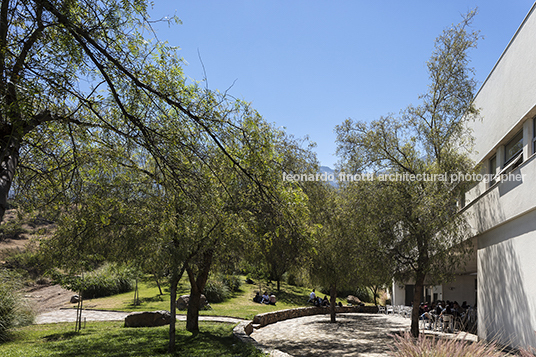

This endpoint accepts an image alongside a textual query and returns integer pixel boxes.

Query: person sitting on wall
[308,289,316,303]
[314,296,323,307]
[322,296,330,307]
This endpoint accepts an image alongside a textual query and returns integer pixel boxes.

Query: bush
[285,270,308,287]
[51,263,135,299]
[221,275,241,292]
[203,280,231,303]
[391,332,507,357]
[3,243,50,279]
[354,286,374,303]
[0,270,35,342]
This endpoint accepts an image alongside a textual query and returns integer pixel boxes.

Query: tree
[337,180,394,307]
[335,11,480,337]
[307,182,362,322]
[0,0,259,224]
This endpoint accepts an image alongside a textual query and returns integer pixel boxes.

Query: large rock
[176,294,209,310]
[347,295,364,306]
[124,310,171,327]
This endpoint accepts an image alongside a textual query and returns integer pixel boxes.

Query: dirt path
[23,284,74,314]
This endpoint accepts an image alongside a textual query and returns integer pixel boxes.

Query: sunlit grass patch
[0,321,264,356]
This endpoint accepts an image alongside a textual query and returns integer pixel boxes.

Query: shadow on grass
[41,324,263,357]
[42,331,80,342]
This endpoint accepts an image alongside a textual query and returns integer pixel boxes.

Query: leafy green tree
[338,180,394,306]
[243,132,315,292]
[335,11,480,337]
[306,181,364,322]
[0,0,256,224]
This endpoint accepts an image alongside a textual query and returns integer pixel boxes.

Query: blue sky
[149,1,535,168]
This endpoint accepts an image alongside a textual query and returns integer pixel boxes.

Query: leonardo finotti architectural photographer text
[282,172,525,184]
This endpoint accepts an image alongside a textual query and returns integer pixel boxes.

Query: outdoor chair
[441,314,454,333]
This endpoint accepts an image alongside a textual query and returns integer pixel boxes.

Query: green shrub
[221,275,241,292]
[3,243,50,279]
[354,286,374,303]
[285,270,308,287]
[0,270,35,342]
[391,331,507,357]
[204,280,231,303]
[51,263,135,299]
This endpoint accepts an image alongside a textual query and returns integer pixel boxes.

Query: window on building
[489,155,496,186]
[505,130,523,164]
[533,117,536,155]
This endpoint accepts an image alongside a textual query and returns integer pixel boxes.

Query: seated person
[308,289,316,303]
[269,294,276,305]
[322,296,330,307]
[314,296,323,307]
[253,292,262,303]
[261,291,270,304]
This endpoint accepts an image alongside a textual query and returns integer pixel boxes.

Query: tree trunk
[167,262,187,354]
[411,272,425,337]
[186,249,213,333]
[0,139,18,221]
[277,279,280,292]
[330,284,337,323]
[154,273,163,295]
[186,282,201,333]
[168,275,179,354]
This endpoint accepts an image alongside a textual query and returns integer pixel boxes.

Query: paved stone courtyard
[250,313,411,356]
[37,309,478,356]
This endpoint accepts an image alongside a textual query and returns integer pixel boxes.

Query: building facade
[393,2,536,349]
[465,2,536,348]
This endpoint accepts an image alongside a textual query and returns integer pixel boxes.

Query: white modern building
[393,2,536,349]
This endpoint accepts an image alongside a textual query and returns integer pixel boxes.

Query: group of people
[419,300,473,331]
[307,288,341,307]
[253,291,276,305]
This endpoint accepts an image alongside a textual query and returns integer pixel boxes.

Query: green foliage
[51,263,135,299]
[354,287,374,303]
[203,280,231,303]
[0,221,26,241]
[284,269,309,287]
[0,270,35,342]
[2,243,50,279]
[0,321,264,357]
[221,275,242,292]
[335,10,480,336]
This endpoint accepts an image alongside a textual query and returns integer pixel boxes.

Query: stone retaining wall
[252,305,379,327]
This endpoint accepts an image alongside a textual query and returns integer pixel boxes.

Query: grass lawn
[79,276,344,320]
[0,321,264,357]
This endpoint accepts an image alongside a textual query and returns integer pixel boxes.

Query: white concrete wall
[442,275,476,307]
[469,4,536,164]
[463,4,536,349]
[477,208,536,349]
[462,152,536,238]
[392,282,406,306]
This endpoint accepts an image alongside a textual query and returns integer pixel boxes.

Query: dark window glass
[489,155,496,185]
[505,130,523,164]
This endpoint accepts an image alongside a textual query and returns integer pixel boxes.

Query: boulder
[244,322,254,335]
[347,295,364,306]
[176,294,208,310]
[124,310,171,327]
